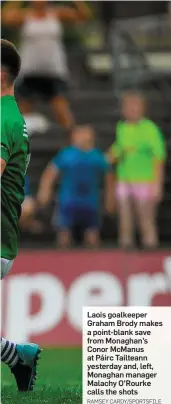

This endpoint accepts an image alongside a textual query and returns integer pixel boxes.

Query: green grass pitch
[1,347,82,404]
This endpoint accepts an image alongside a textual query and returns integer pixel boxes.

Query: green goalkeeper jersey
[1,95,30,260]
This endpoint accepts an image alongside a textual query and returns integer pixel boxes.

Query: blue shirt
[52,146,109,208]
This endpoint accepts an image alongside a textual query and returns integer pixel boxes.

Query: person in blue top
[37,125,114,247]
[20,176,43,233]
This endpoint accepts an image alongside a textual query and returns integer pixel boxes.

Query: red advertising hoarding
[2,250,171,346]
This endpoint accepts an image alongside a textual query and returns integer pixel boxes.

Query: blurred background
[1,0,171,362]
[1,0,171,249]
[1,1,171,400]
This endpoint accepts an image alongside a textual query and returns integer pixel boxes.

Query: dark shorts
[56,205,99,231]
[16,75,68,100]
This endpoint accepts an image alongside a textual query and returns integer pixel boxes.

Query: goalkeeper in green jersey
[1,39,41,392]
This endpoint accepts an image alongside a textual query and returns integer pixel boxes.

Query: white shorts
[1,258,14,280]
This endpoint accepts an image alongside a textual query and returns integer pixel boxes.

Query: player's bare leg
[135,199,158,249]
[117,197,135,249]
[84,229,100,248]
[20,197,43,234]
[50,95,74,130]
[57,229,72,248]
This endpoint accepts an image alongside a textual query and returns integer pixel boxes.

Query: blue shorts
[57,205,99,230]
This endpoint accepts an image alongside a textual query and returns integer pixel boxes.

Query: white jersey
[20,11,69,79]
